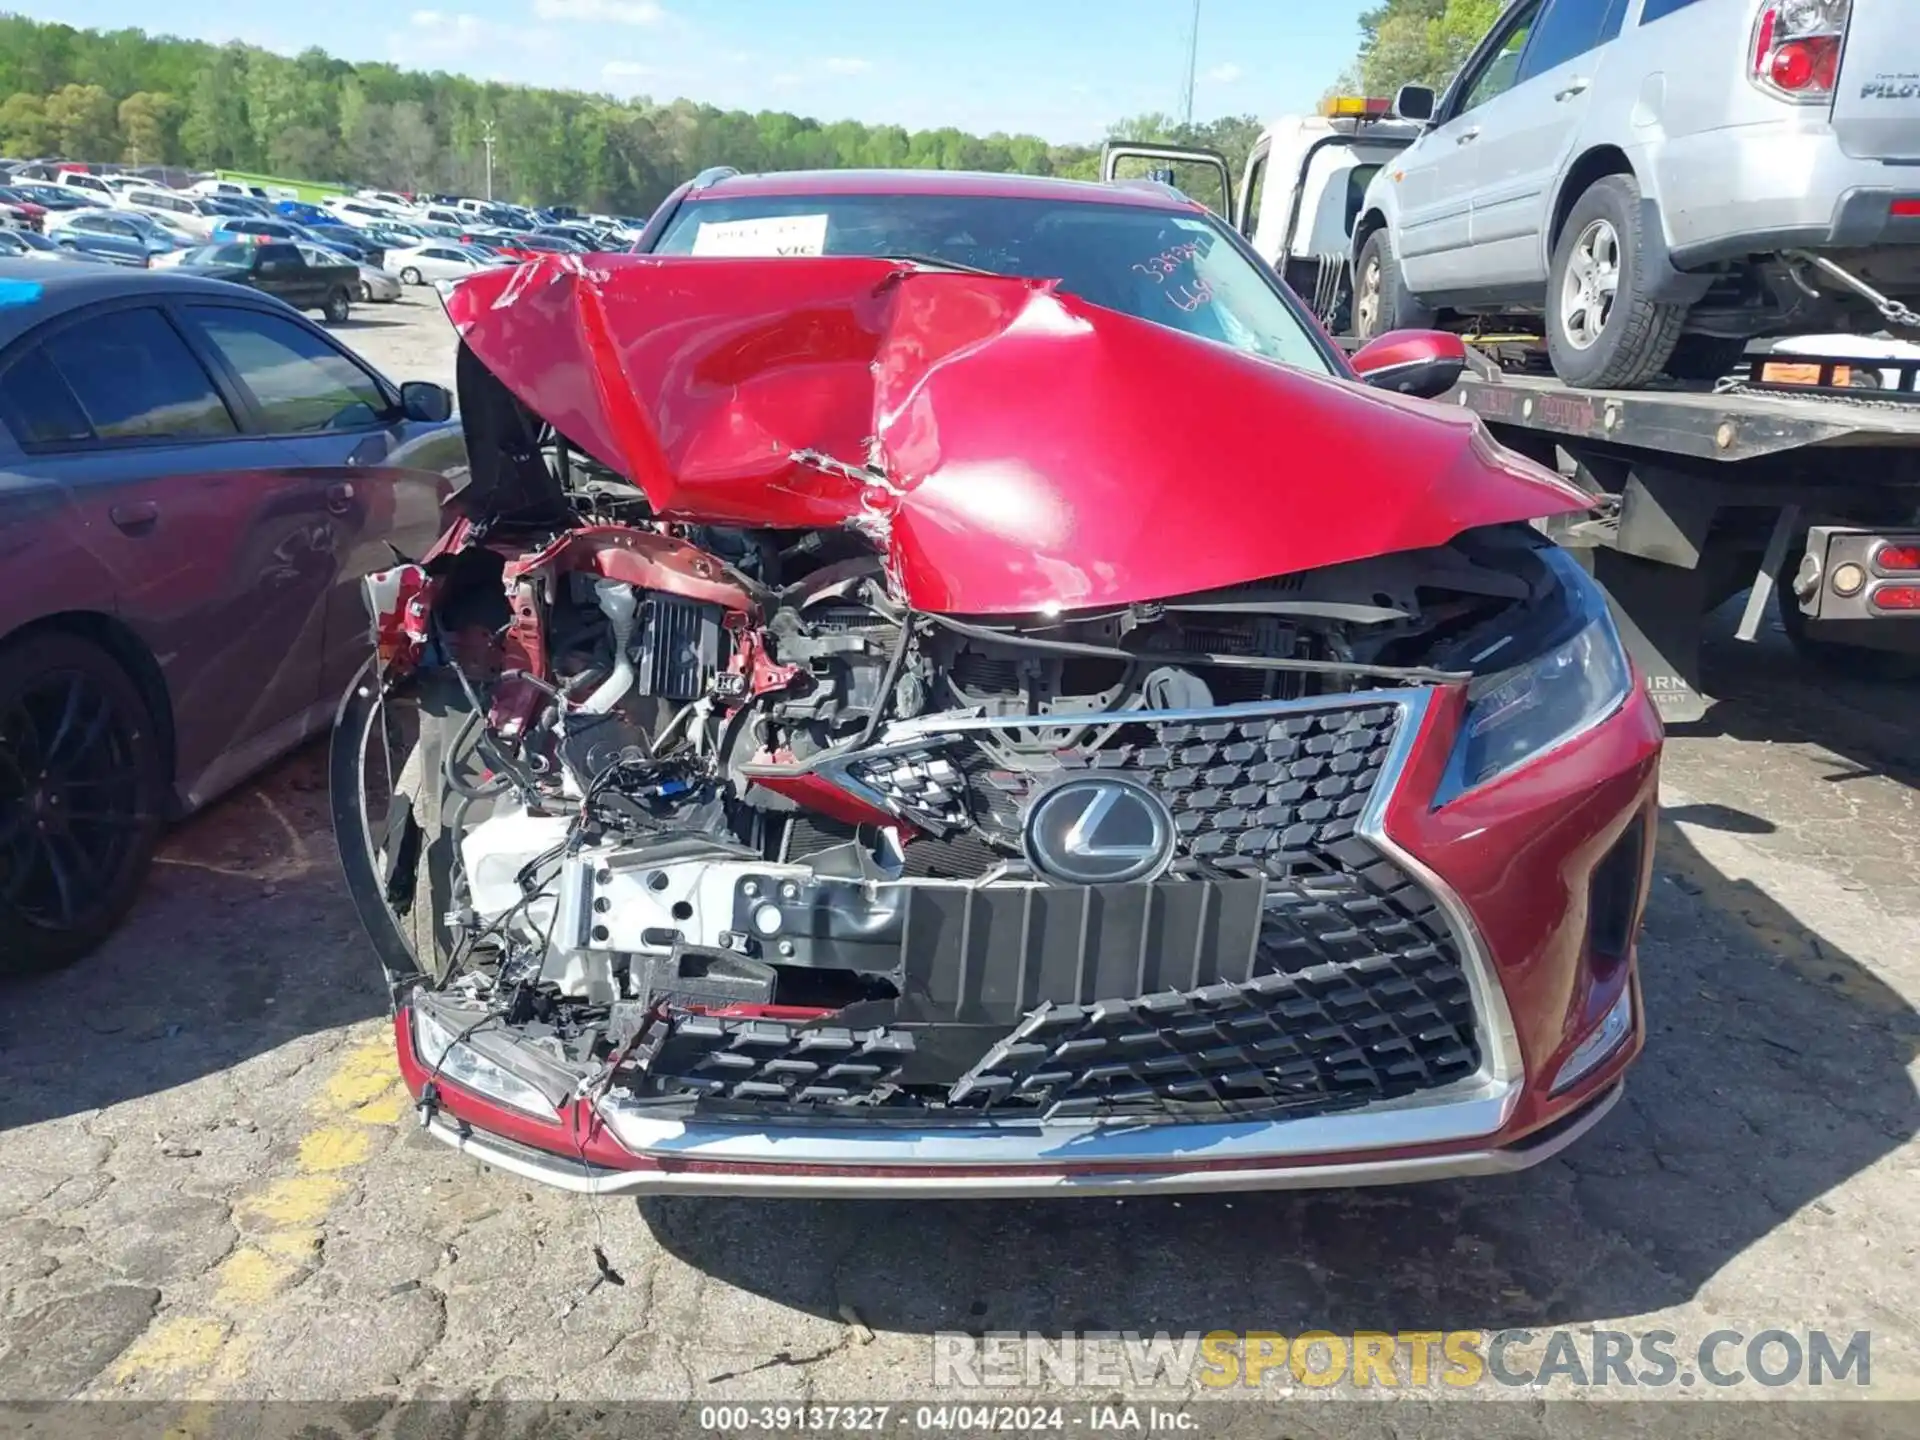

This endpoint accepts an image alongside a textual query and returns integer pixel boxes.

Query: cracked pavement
[0,302,1916,1415]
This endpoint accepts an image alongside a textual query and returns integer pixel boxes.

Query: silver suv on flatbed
[1351,0,1920,386]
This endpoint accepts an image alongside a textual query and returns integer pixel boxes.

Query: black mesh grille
[846,702,1399,876]
[950,884,1478,1120]
[636,1014,915,1105]
[642,698,1487,1124]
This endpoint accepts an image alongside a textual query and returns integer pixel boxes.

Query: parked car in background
[53,171,116,203]
[171,240,363,322]
[0,262,464,972]
[188,178,272,202]
[273,200,336,227]
[10,182,98,213]
[44,210,179,266]
[325,197,409,229]
[121,188,231,239]
[0,187,48,231]
[297,222,386,269]
[1351,0,1920,387]
[488,231,585,260]
[293,243,402,303]
[0,228,101,263]
[384,241,504,285]
[210,216,312,246]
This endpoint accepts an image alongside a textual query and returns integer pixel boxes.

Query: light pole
[481,120,496,201]
[1179,0,1200,127]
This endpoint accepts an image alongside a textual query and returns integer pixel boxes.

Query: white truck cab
[1103,93,1431,335]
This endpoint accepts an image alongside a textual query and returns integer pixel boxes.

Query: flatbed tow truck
[1107,99,1920,722]
[1453,353,1920,721]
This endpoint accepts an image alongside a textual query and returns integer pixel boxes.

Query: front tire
[322,288,351,324]
[0,632,167,975]
[358,281,373,303]
[1546,174,1687,388]
[1352,228,1432,342]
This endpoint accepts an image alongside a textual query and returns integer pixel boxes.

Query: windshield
[656,193,1334,375]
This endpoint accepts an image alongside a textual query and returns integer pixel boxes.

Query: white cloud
[769,72,803,88]
[1205,62,1244,84]
[400,8,559,69]
[533,0,666,24]
[823,56,874,75]
[602,60,656,79]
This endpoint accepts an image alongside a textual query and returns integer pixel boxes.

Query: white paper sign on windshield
[691,214,829,257]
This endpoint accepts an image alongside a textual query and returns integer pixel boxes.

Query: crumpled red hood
[444,253,1588,614]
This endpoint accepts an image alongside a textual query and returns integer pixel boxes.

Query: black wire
[921,610,1469,685]
[855,611,916,748]
[442,710,513,800]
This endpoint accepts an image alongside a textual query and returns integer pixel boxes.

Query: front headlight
[1436,548,1632,805]
[412,1006,561,1122]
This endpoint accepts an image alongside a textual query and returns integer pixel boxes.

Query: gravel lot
[1,296,1916,1421]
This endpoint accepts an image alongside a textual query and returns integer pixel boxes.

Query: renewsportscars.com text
[931,1329,1872,1391]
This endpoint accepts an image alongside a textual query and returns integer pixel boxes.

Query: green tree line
[1338,0,1504,98]
[0,15,1281,216]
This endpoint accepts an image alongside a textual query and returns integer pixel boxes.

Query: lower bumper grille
[950,947,1477,1120]
[636,864,1480,1121]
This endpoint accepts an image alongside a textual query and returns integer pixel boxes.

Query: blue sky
[26,0,1374,144]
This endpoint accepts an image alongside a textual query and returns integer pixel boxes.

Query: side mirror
[400,380,454,423]
[1350,329,1467,399]
[1393,84,1437,123]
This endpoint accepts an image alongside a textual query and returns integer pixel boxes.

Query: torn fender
[444,254,1590,614]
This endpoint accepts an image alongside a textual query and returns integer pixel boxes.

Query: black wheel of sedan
[0,633,167,974]
[1545,174,1687,388]
[400,266,423,286]
[358,281,373,303]
[323,289,351,324]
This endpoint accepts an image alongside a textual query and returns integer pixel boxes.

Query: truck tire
[1546,174,1687,388]
[1353,228,1432,342]
[0,631,167,975]
[323,288,351,324]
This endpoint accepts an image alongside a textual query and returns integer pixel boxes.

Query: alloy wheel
[1356,255,1381,337]
[1559,218,1620,351]
[0,667,147,935]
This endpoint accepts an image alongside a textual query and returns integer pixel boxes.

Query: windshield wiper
[872,252,1002,278]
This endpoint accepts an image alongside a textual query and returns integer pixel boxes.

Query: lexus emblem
[1023,778,1176,885]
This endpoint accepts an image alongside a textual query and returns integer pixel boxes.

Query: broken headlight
[412,1006,561,1122]
[1436,548,1632,805]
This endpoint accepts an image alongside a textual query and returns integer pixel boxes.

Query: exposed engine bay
[343,401,1596,1127]
[335,255,1610,1131]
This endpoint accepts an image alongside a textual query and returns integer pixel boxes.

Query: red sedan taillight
[1750,0,1850,102]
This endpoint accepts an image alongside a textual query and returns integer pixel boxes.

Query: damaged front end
[333,256,1650,1196]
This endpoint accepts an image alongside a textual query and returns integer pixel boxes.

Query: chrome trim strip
[428,1086,1618,1199]
[875,686,1431,742]
[593,1068,1509,1167]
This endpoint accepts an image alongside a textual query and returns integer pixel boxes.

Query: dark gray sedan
[0,263,467,972]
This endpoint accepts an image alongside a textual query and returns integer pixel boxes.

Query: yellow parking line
[101,1032,408,1397]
